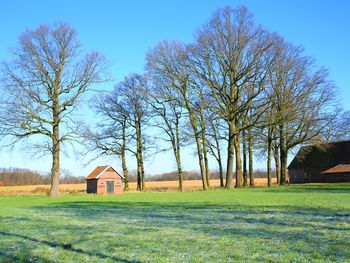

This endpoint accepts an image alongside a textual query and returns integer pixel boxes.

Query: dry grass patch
[0,178,277,196]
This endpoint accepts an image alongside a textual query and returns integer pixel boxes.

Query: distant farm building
[288,141,350,183]
[85,165,124,194]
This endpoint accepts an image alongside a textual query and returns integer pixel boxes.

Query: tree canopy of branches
[146,40,210,190]
[268,40,337,184]
[148,79,187,191]
[81,92,131,190]
[116,74,151,191]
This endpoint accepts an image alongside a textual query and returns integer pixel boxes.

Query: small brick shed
[85,165,124,194]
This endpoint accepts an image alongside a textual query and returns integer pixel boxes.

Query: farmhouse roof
[288,140,350,170]
[85,165,124,180]
[322,164,350,174]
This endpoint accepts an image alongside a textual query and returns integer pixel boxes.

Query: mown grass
[0,184,349,262]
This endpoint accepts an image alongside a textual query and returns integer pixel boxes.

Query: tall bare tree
[81,93,131,190]
[189,6,276,188]
[206,113,226,187]
[149,82,186,191]
[146,40,209,190]
[0,23,106,196]
[116,74,150,191]
[270,40,337,185]
[192,85,211,189]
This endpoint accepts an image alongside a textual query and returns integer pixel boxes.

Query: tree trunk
[140,150,145,191]
[121,152,129,191]
[242,130,248,187]
[235,133,243,188]
[217,147,224,187]
[280,149,288,185]
[49,97,60,197]
[273,141,280,185]
[122,125,129,191]
[49,137,60,197]
[210,120,224,187]
[136,150,141,191]
[186,104,207,190]
[267,127,272,187]
[139,136,145,191]
[136,121,142,191]
[175,150,183,192]
[201,124,210,188]
[176,155,183,192]
[279,124,289,185]
[135,120,145,191]
[248,128,254,187]
[174,123,183,192]
[225,121,235,189]
[194,133,207,190]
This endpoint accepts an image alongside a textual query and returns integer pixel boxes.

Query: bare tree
[242,128,248,187]
[192,85,211,189]
[116,74,150,191]
[149,82,186,191]
[81,93,131,190]
[146,40,209,190]
[0,23,107,196]
[189,6,276,188]
[269,40,337,185]
[206,113,226,187]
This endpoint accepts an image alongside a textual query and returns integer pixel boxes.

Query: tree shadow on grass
[260,183,350,194]
[0,251,20,263]
[30,201,350,234]
[0,248,53,263]
[35,202,350,249]
[0,230,140,263]
[1,201,349,261]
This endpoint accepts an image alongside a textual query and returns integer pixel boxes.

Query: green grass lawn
[0,184,349,262]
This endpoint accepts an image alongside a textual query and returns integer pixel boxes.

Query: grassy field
[0,184,349,262]
[0,178,277,196]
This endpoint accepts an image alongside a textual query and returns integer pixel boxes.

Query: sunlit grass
[0,184,349,262]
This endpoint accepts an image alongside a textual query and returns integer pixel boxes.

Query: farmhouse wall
[289,167,350,183]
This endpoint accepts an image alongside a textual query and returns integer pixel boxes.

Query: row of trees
[0,168,84,186]
[0,6,349,196]
[83,6,348,192]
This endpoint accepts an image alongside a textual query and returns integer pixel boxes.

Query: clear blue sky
[0,0,349,177]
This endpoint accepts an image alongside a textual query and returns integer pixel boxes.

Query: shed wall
[97,176,123,194]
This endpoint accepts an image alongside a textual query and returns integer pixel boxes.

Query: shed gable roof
[85,165,124,180]
[288,140,350,170]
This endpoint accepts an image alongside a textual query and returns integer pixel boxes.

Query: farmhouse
[288,141,350,183]
[85,165,124,194]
